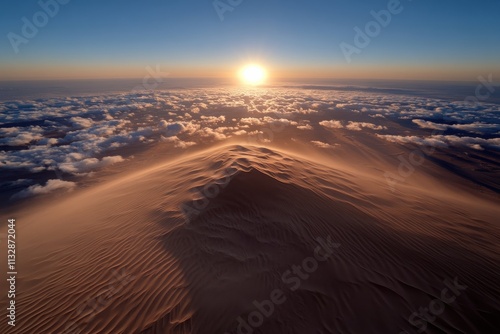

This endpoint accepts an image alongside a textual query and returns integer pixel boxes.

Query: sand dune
[1,144,499,334]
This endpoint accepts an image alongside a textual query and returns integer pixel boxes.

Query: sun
[239,64,267,85]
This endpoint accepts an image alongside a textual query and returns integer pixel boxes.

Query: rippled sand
[1,144,499,333]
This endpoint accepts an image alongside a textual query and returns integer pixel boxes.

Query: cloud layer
[1,86,499,198]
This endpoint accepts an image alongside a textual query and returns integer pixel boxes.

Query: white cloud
[0,132,44,146]
[448,122,500,134]
[345,122,387,131]
[319,120,343,129]
[262,117,298,126]
[198,127,228,141]
[377,134,500,150]
[12,179,76,199]
[233,130,247,136]
[240,117,263,126]
[377,135,448,148]
[159,120,200,137]
[0,126,45,146]
[0,127,20,136]
[412,119,448,130]
[311,141,336,149]
[58,156,125,174]
[297,124,313,130]
[161,136,197,148]
[201,115,225,124]
[412,119,500,134]
[70,117,94,129]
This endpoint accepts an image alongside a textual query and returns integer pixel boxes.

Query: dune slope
[1,144,499,334]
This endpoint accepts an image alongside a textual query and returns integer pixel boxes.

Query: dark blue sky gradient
[1,0,499,79]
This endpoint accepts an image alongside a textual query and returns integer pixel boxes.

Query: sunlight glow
[239,64,267,85]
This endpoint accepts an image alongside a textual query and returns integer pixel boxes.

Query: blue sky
[1,0,499,80]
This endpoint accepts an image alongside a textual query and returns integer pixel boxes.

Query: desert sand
[1,140,499,334]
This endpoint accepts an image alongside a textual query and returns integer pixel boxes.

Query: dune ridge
[1,144,499,334]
